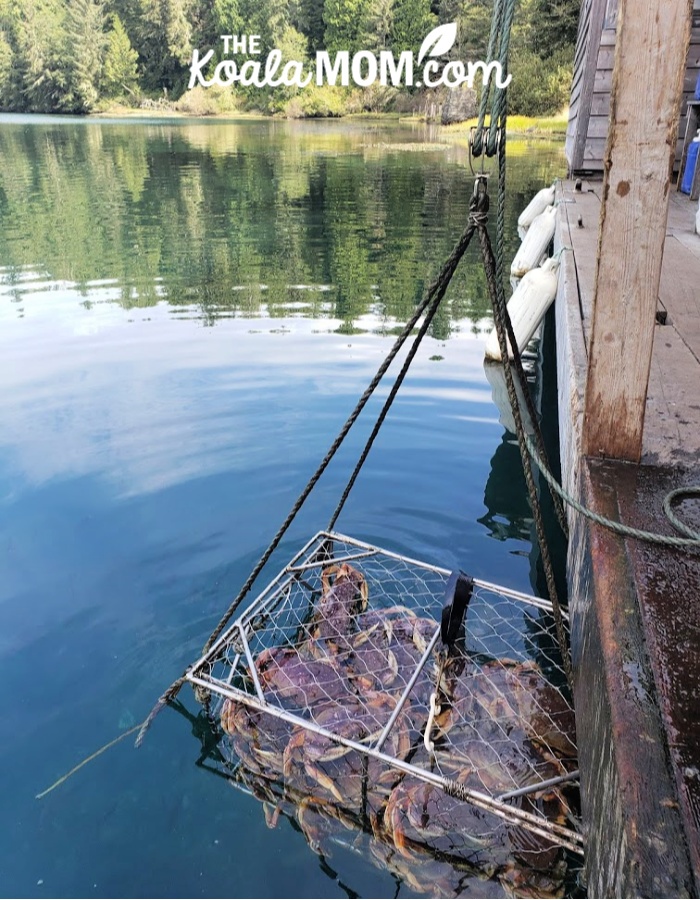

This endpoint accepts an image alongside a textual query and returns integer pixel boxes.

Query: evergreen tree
[103,14,139,98]
[390,0,435,52]
[323,0,370,55]
[12,0,68,112]
[0,30,12,107]
[363,0,394,52]
[530,0,580,57]
[0,0,582,114]
[453,0,493,60]
[135,0,194,92]
[296,0,325,52]
[65,0,106,111]
[213,0,243,38]
[237,0,290,53]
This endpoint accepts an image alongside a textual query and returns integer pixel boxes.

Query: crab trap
[186,531,583,896]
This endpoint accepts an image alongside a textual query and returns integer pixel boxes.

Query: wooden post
[582,0,693,461]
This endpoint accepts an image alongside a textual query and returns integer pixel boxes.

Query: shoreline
[0,106,567,140]
[62,106,568,139]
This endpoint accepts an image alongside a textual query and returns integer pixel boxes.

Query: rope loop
[663,487,700,542]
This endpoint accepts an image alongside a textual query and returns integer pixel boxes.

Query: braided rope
[135,220,481,745]
[474,180,573,687]
[524,433,700,549]
[327,223,479,531]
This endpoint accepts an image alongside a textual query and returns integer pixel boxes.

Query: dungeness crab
[305,562,369,654]
[215,560,577,898]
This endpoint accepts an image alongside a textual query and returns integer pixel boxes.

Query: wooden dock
[553,183,700,896]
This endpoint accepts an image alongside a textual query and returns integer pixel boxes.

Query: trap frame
[186,531,583,861]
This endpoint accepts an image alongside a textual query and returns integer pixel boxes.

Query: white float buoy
[483,360,536,435]
[510,205,557,279]
[485,256,560,362]
[517,183,556,230]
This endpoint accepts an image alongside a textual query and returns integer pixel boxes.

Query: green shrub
[507,48,573,118]
[175,85,239,116]
[285,84,347,118]
[346,84,398,113]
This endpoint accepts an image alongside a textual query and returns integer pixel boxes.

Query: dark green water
[0,115,568,898]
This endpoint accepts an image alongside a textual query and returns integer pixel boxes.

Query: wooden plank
[588,114,610,138]
[618,464,700,886]
[644,326,700,464]
[582,0,694,461]
[568,459,699,897]
[594,26,699,49]
[564,188,603,347]
[667,189,700,234]
[582,136,607,165]
[596,47,615,70]
[571,67,585,95]
[571,0,609,171]
[590,93,611,115]
[594,35,700,55]
[658,235,700,364]
[644,232,700,463]
[593,67,700,94]
[602,0,618,28]
[581,103,692,171]
[554,184,588,520]
[673,229,700,264]
[554,180,700,897]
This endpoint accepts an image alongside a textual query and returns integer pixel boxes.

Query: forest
[0,0,579,117]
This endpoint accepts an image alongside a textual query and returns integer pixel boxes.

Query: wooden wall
[567,0,700,173]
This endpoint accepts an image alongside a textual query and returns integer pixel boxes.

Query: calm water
[0,116,568,898]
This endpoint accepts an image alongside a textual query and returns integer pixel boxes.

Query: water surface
[0,115,568,898]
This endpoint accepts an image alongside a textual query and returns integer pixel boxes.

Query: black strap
[441,570,475,648]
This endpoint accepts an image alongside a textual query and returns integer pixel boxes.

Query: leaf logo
[417,23,457,65]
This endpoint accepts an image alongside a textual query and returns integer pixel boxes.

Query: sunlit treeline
[0,0,578,115]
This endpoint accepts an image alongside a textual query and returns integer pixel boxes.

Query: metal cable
[472,0,517,158]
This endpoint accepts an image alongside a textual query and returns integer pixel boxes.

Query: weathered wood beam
[582,0,693,461]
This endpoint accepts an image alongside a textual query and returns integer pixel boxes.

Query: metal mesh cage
[187,532,583,896]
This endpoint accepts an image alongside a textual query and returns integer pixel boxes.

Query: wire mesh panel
[187,531,582,897]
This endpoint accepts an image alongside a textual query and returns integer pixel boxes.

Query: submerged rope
[37,721,144,798]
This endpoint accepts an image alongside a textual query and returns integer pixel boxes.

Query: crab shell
[220,699,292,780]
[439,659,577,763]
[367,831,501,898]
[282,692,410,812]
[381,774,567,895]
[383,775,508,871]
[255,644,355,712]
[305,563,370,654]
[344,608,439,709]
[296,795,358,856]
